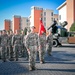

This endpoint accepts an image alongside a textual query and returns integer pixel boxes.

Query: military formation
[0,26,53,71]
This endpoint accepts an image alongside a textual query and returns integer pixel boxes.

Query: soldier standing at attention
[0,31,2,45]
[23,30,29,60]
[7,31,14,61]
[20,30,28,58]
[12,30,21,61]
[39,32,46,64]
[0,30,8,62]
[46,31,53,56]
[0,31,2,59]
[25,26,39,71]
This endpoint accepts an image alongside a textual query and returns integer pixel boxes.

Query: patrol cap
[3,30,6,32]
[30,26,36,29]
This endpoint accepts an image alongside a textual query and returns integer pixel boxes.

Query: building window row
[34,7,43,10]
[51,12,53,16]
[44,12,46,16]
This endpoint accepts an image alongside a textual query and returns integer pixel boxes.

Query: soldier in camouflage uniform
[39,32,46,64]
[20,30,28,58]
[46,31,53,56]
[23,30,29,59]
[25,26,39,71]
[12,30,22,61]
[0,31,2,59]
[0,30,8,62]
[7,31,14,61]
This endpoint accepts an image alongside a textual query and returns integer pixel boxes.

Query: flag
[39,19,46,35]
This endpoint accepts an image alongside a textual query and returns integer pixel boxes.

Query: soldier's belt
[29,45,37,46]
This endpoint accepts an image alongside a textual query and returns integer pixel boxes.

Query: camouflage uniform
[0,31,2,59]
[23,35,29,59]
[12,34,22,61]
[39,33,46,63]
[46,33,53,55]
[26,32,39,70]
[8,34,14,60]
[0,33,8,62]
[21,34,28,58]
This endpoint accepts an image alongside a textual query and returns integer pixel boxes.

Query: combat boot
[32,66,37,70]
[16,59,18,61]
[48,53,52,56]
[29,65,33,71]
[40,60,45,64]
[9,58,14,61]
[3,59,6,62]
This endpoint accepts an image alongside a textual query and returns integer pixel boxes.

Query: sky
[0,0,66,30]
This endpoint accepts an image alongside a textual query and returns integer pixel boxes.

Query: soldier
[0,31,2,59]
[20,30,28,58]
[6,31,10,58]
[23,30,30,59]
[0,31,2,44]
[0,30,8,62]
[12,30,21,61]
[46,31,53,56]
[39,32,46,64]
[7,31,14,61]
[25,26,39,71]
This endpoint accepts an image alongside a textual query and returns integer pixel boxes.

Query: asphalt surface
[0,44,75,75]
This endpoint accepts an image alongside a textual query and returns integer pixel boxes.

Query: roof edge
[56,1,66,10]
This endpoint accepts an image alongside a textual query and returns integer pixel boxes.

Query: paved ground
[0,44,75,75]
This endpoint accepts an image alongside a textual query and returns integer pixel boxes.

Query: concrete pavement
[0,44,75,75]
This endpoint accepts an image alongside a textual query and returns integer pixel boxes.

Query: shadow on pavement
[58,45,75,48]
[0,61,29,75]
[37,68,75,72]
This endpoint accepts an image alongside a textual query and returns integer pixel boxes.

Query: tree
[70,22,75,31]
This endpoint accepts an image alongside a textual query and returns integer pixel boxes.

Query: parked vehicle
[48,21,75,47]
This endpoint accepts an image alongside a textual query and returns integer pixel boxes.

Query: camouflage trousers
[0,47,2,59]
[21,44,28,58]
[0,46,7,61]
[8,45,13,60]
[13,44,21,60]
[47,44,52,54]
[28,46,37,67]
[39,46,46,61]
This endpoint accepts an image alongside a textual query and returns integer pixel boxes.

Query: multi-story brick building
[4,19,12,31]
[12,15,21,33]
[21,17,30,30]
[4,15,30,33]
[30,6,54,33]
[4,7,58,33]
[57,0,75,31]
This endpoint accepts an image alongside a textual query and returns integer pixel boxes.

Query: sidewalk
[0,44,75,75]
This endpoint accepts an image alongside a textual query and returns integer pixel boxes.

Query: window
[44,22,46,27]
[51,12,53,16]
[44,12,46,16]
[51,18,53,21]
[44,17,46,21]
[27,23,28,26]
[26,19,29,22]
[59,15,61,20]
[40,12,43,17]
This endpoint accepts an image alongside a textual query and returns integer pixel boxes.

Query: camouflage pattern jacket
[12,34,21,45]
[1,34,8,46]
[25,32,39,49]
